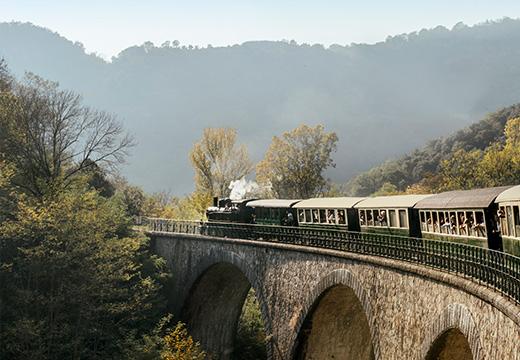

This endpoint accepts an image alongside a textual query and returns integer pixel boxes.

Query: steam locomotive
[206,185,520,257]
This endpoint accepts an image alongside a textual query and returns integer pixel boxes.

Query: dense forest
[0,61,269,359]
[3,19,520,193]
[345,104,520,195]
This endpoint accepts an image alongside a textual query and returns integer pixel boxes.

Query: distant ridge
[2,19,520,194]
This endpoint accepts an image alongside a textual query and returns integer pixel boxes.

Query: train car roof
[414,186,513,209]
[246,199,301,208]
[495,185,520,203]
[354,194,432,209]
[293,197,366,209]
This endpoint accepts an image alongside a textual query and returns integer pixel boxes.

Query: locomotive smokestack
[213,196,219,207]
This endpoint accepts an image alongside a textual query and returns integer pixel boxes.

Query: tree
[161,322,206,360]
[256,124,338,198]
[435,117,520,191]
[438,149,484,190]
[0,73,134,198]
[0,176,168,359]
[0,58,12,92]
[189,128,253,198]
[478,117,520,186]
[372,182,401,196]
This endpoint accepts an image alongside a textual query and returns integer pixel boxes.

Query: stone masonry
[151,232,520,360]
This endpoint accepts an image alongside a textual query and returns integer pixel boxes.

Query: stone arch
[291,268,380,359]
[180,249,272,360]
[420,303,482,360]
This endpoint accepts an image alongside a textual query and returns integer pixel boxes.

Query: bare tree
[0,73,134,197]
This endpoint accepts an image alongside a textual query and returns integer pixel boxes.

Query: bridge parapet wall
[152,232,520,360]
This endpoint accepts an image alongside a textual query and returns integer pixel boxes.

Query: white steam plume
[228,177,259,200]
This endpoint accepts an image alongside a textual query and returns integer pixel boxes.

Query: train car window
[455,212,462,235]
[377,209,388,226]
[438,212,446,233]
[389,210,397,227]
[420,211,426,231]
[465,211,474,237]
[507,206,515,237]
[399,210,408,228]
[441,212,447,234]
[359,210,366,226]
[305,209,312,223]
[298,209,305,223]
[499,206,507,236]
[337,209,346,225]
[312,209,319,223]
[448,212,457,235]
[432,212,439,233]
[474,211,486,238]
[319,209,326,223]
[513,206,520,237]
[425,212,432,232]
[366,210,373,226]
[372,210,379,226]
[326,209,335,224]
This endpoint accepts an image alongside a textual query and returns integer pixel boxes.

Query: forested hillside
[346,104,520,195]
[2,19,520,193]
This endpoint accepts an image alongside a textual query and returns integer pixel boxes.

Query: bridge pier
[152,232,520,360]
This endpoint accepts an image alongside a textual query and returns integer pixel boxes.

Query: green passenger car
[293,197,365,231]
[354,194,433,238]
[414,186,512,253]
[495,185,520,257]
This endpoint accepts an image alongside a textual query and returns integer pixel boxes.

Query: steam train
[206,185,520,257]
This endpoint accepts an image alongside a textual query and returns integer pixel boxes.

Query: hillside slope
[345,104,520,195]
[2,20,520,193]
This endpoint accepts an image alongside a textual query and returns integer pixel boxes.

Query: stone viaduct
[150,231,520,360]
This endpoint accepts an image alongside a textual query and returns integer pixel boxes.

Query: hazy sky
[2,0,520,59]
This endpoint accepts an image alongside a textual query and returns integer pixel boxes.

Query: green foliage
[232,289,267,360]
[346,104,520,195]
[437,149,484,190]
[433,117,520,191]
[161,322,206,360]
[122,315,206,360]
[256,124,338,198]
[0,179,168,359]
[372,182,402,196]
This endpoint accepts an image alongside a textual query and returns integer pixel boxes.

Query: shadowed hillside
[2,19,520,193]
[345,104,520,195]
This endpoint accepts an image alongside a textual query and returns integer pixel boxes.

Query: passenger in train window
[313,209,319,222]
[286,211,294,226]
[327,210,335,224]
[459,214,467,235]
[359,212,366,226]
[496,208,505,233]
[338,210,346,225]
[298,210,305,223]
[441,218,451,233]
[465,214,474,236]
[377,210,387,226]
[473,221,486,237]
[449,214,457,234]
[367,211,373,226]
